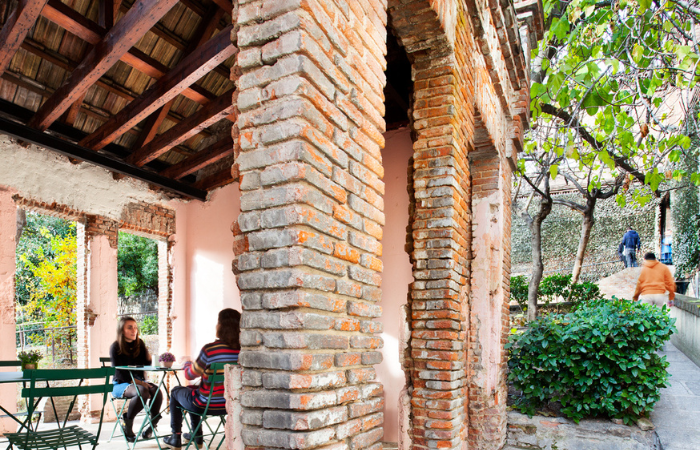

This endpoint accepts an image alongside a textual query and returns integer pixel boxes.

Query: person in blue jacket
[620,226,641,268]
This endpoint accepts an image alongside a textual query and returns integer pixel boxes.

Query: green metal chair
[181,362,233,450]
[99,356,131,442]
[4,366,114,450]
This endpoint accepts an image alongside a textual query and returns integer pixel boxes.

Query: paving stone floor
[651,342,700,450]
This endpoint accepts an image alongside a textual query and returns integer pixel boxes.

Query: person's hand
[668,300,675,307]
[180,356,192,364]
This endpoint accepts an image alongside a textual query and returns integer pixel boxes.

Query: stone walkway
[650,342,700,450]
[598,267,700,450]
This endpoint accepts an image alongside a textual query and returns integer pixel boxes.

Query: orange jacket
[633,259,675,301]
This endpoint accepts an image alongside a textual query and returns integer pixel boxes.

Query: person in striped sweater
[163,308,240,449]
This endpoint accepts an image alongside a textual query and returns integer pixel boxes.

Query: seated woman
[162,309,241,449]
[110,317,164,442]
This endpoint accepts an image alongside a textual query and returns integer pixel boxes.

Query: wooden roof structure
[0,0,238,200]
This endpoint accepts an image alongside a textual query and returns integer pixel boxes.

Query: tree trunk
[526,196,553,321]
[571,197,597,285]
[15,208,26,247]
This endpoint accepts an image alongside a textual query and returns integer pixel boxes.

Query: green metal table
[0,372,48,432]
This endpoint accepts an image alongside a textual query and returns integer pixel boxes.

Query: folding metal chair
[99,356,131,442]
[5,367,114,450]
[181,362,232,450]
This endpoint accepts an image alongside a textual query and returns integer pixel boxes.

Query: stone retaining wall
[670,294,700,368]
[505,412,661,450]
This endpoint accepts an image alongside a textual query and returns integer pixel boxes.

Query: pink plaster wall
[170,183,242,359]
[378,128,414,443]
[87,234,118,412]
[0,188,18,432]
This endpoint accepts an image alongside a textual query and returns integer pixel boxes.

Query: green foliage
[16,214,77,333]
[511,274,604,312]
[118,232,159,297]
[139,315,159,336]
[507,298,675,424]
[539,274,572,303]
[15,213,76,311]
[569,281,603,305]
[511,275,529,311]
[672,145,700,278]
[527,0,698,199]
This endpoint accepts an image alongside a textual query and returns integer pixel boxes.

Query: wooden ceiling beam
[40,0,220,103]
[19,40,212,133]
[210,0,234,13]
[131,5,223,153]
[28,0,180,131]
[127,88,234,167]
[160,135,233,179]
[0,113,206,199]
[194,167,234,191]
[79,27,236,150]
[0,0,50,78]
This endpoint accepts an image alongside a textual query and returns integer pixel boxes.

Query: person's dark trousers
[170,386,204,436]
[625,248,638,268]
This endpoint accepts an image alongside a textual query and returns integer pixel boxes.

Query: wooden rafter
[79,27,236,150]
[0,0,49,78]
[160,135,233,179]
[39,0,223,103]
[28,0,180,131]
[127,88,235,167]
[194,167,235,191]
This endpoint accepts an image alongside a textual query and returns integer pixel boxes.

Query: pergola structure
[0,0,238,199]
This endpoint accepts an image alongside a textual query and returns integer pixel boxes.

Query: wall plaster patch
[0,136,179,220]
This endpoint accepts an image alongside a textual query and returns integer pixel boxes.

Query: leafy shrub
[511,275,529,311]
[139,315,158,336]
[507,298,675,424]
[538,274,572,303]
[569,281,603,304]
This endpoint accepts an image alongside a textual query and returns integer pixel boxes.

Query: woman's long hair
[116,316,146,358]
[216,309,241,350]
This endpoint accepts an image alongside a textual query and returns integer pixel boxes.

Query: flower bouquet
[158,352,176,368]
[18,350,43,370]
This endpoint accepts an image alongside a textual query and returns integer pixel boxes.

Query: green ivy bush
[139,315,158,335]
[509,274,604,312]
[507,298,675,424]
[539,274,572,302]
[511,275,529,311]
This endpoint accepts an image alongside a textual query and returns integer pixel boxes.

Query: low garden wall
[505,412,661,450]
[670,294,700,368]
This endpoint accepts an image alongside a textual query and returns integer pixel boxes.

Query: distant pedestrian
[620,225,641,268]
[633,252,675,307]
[618,242,626,266]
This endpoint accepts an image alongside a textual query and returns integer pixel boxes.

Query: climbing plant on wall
[672,145,700,278]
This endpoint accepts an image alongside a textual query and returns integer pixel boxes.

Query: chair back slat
[99,357,111,366]
[207,362,232,384]
[23,367,113,382]
[22,383,112,399]
[0,360,21,367]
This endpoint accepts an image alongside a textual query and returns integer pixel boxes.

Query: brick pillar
[78,218,119,420]
[0,190,18,433]
[158,239,174,354]
[408,58,472,450]
[467,147,512,449]
[232,1,388,450]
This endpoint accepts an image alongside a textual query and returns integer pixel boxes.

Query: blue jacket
[621,230,641,250]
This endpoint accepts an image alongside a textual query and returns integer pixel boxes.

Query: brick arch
[386,3,474,450]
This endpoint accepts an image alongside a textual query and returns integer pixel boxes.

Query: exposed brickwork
[232,1,388,450]
[75,222,90,417]
[120,202,176,238]
[386,0,532,449]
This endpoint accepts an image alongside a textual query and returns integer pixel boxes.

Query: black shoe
[163,434,182,449]
[142,417,160,439]
[122,415,136,443]
[183,432,204,448]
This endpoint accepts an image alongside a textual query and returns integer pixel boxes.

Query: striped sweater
[183,340,239,410]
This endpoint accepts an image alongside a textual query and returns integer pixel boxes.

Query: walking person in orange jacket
[633,252,676,307]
